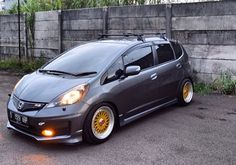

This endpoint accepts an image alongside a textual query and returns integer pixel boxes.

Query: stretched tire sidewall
[178,79,193,106]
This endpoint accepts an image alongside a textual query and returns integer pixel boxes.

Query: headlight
[47,84,89,108]
[60,90,82,105]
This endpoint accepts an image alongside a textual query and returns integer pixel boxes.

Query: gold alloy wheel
[91,106,115,139]
[183,81,193,103]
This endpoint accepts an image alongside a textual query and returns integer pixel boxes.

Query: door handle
[176,63,182,69]
[150,73,157,80]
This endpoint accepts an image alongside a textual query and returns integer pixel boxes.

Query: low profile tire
[178,79,194,106]
[83,103,116,144]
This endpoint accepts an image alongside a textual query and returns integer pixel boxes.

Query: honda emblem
[17,101,24,110]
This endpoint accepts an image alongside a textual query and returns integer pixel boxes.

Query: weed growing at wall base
[194,83,213,95]
[212,72,236,95]
[194,72,236,95]
[0,58,46,74]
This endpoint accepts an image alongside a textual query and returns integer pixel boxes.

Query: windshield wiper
[38,69,77,76]
[39,70,97,77]
[75,71,97,76]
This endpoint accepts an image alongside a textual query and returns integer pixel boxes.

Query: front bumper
[6,95,90,144]
[7,121,82,144]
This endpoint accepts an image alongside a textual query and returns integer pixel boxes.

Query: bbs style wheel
[83,103,116,144]
[178,79,194,105]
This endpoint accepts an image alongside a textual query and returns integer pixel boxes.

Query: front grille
[13,95,46,112]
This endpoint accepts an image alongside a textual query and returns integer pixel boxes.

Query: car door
[150,43,184,106]
[101,44,157,120]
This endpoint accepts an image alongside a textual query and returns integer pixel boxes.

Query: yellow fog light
[41,129,54,137]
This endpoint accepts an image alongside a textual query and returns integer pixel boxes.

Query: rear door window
[171,41,183,59]
[155,44,175,64]
[123,46,154,70]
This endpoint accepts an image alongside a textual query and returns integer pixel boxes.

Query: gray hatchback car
[7,34,193,144]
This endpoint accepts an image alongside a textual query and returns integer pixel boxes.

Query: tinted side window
[156,44,175,64]
[124,47,154,70]
[171,42,183,59]
[104,57,123,84]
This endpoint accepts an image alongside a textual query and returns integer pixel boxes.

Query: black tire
[83,103,116,144]
[178,79,194,106]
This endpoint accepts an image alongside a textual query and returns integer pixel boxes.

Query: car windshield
[42,42,126,75]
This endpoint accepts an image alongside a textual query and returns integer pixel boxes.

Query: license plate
[9,111,28,126]
[15,114,21,122]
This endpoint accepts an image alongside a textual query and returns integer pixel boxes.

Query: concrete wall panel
[173,31,236,45]
[62,19,103,30]
[108,17,166,30]
[63,30,102,41]
[172,1,236,17]
[172,16,236,31]
[62,8,103,20]
[108,5,166,18]
[35,11,58,21]
[184,45,236,61]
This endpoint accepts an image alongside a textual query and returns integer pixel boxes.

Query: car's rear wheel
[83,103,116,144]
[178,79,193,105]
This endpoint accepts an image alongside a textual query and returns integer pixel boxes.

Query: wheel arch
[177,76,194,94]
[82,100,120,130]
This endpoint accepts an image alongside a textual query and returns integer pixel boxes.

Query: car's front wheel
[83,103,116,144]
[178,79,194,105]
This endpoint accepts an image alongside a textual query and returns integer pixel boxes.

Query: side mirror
[125,65,141,76]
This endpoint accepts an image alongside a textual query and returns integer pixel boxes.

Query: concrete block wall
[61,8,104,51]
[0,1,236,82]
[33,11,59,58]
[171,1,236,82]
[108,5,166,34]
[0,14,26,58]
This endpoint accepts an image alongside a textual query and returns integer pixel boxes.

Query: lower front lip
[7,121,83,143]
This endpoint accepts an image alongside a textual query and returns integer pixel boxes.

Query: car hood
[14,72,91,103]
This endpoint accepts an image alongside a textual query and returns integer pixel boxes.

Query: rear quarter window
[171,41,183,59]
[155,44,175,64]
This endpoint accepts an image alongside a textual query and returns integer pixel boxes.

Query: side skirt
[119,98,178,126]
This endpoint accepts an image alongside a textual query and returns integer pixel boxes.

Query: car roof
[96,36,170,47]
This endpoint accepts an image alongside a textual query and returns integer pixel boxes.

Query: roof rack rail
[98,32,168,42]
[98,33,145,42]
[157,33,167,41]
[141,32,167,41]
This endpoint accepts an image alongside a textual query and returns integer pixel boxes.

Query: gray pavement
[0,74,235,165]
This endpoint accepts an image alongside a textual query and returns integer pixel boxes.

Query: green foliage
[7,0,63,57]
[195,72,236,95]
[212,72,236,95]
[0,57,46,73]
[6,0,161,13]
[194,83,213,95]
[0,10,8,14]
[61,0,152,9]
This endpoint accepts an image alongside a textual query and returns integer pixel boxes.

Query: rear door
[150,43,184,105]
